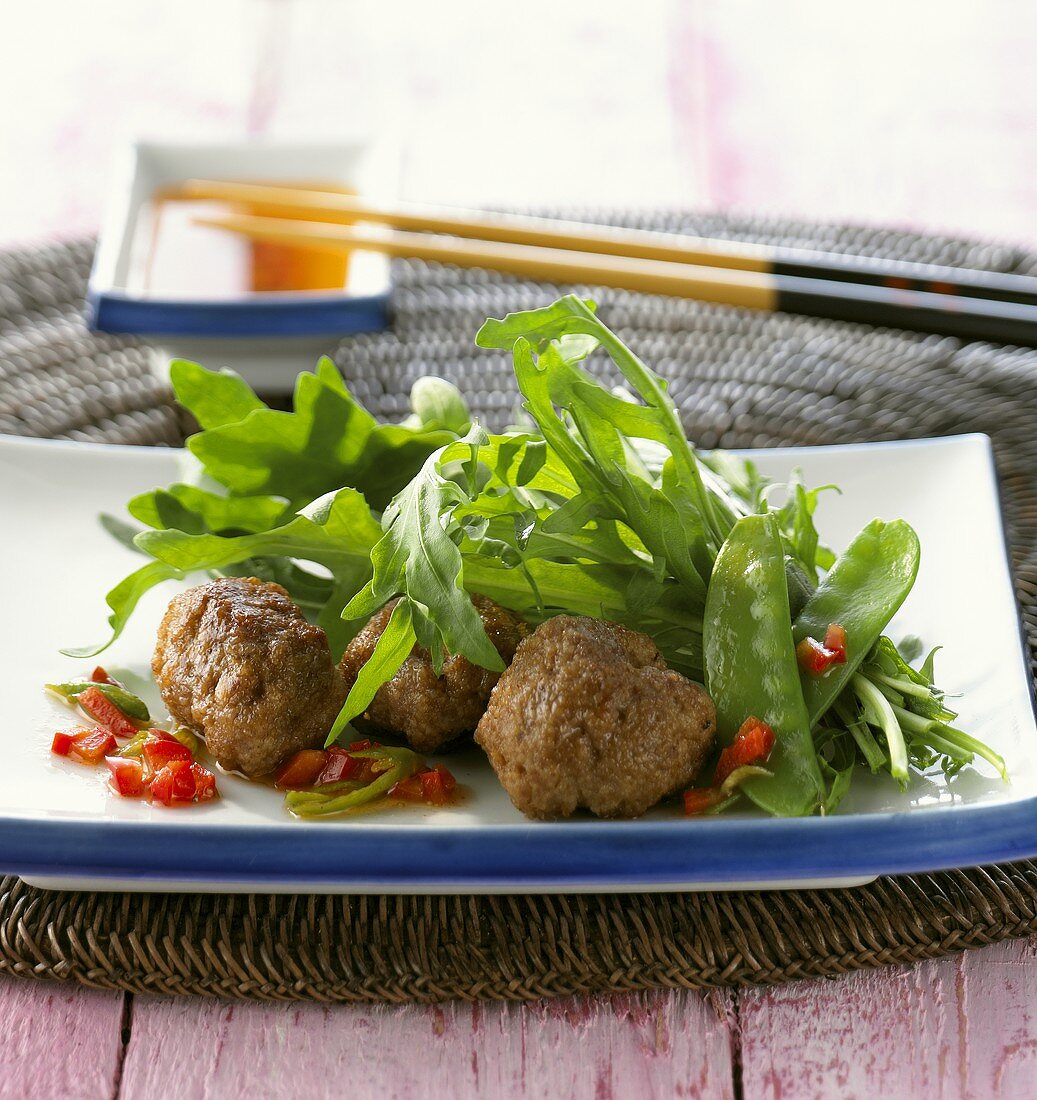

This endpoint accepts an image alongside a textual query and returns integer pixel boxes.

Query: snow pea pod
[794,519,920,727]
[704,513,824,816]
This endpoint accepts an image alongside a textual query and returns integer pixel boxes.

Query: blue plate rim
[3,793,1037,886]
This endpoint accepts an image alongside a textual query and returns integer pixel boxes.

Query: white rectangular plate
[2,433,1033,893]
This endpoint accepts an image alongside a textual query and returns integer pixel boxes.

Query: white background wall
[2,0,1035,246]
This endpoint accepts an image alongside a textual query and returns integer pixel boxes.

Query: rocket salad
[71,294,1006,816]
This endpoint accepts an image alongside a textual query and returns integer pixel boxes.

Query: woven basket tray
[2,217,1037,1003]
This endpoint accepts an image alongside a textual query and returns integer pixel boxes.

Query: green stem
[833,699,887,772]
[867,671,939,703]
[890,705,1008,780]
[852,673,908,783]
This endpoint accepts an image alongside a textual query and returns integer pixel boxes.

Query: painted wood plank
[739,936,1037,1100]
[0,976,124,1100]
[120,990,735,1100]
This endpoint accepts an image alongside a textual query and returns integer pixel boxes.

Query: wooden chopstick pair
[170,179,1037,347]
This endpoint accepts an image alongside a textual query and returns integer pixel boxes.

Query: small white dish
[88,140,394,391]
[0,433,1033,894]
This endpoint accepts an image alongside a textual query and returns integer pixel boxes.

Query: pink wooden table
[10,940,1037,1098]
[4,2,1037,1095]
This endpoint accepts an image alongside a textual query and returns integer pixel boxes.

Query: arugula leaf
[174,357,465,512]
[402,376,473,434]
[478,294,726,550]
[128,484,288,534]
[344,436,505,673]
[328,599,417,744]
[169,359,265,428]
[773,470,839,583]
[138,487,381,656]
[69,487,383,659]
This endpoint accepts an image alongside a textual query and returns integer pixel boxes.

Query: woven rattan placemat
[3,218,1037,1002]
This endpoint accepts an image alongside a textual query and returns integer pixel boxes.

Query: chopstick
[194,212,1037,347]
[174,179,1037,309]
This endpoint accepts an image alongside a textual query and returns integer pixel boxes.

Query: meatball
[340,595,528,752]
[153,577,347,777]
[475,615,715,819]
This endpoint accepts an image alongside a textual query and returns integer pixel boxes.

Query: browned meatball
[475,615,715,819]
[153,577,347,777]
[340,595,528,752]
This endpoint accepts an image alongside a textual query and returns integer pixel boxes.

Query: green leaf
[128,484,288,534]
[179,358,457,512]
[344,442,504,672]
[137,487,382,656]
[99,513,146,554]
[170,360,265,428]
[476,296,601,352]
[327,600,417,745]
[403,376,472,434]
[480,295,726,551]
[774,470,839,582]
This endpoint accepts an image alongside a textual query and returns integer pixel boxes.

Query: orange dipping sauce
[139,182,355,298]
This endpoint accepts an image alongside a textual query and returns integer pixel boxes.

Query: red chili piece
[150,760,198,805]
[69,728,118,765]
[273,749,329,791]
[391,764,458,805]
[106,756,145,798]
[51,731,76,757]
[191,764,218,802]
[796,622,848,676]
[77,686,138,738]
[316,748,361,786]
[142,738,192,771]
[824,623,848,663]
[714,716,777,787]
[682,787,728,815]
[683,716,777,816]
[420,765,457,805]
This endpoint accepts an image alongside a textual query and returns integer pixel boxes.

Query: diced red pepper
[90,666,118,685]
[348,739,374,752]
[51,730,76,757]
[106,756,145,798]
[391,773,425,801]
[68,728,118,765]
[420,765,456,806]
[142,737,193,771]
[149,760,197,805]
[796,636,837,675]
[714,716,776,787]
[683,787,729,815]
[824,623,848,663]
[77,686,138,739]
[392,764,458,805]
[796,623,848,676]
[316,747,362,786]
[191,763,218,802]
[273,749,328,790]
